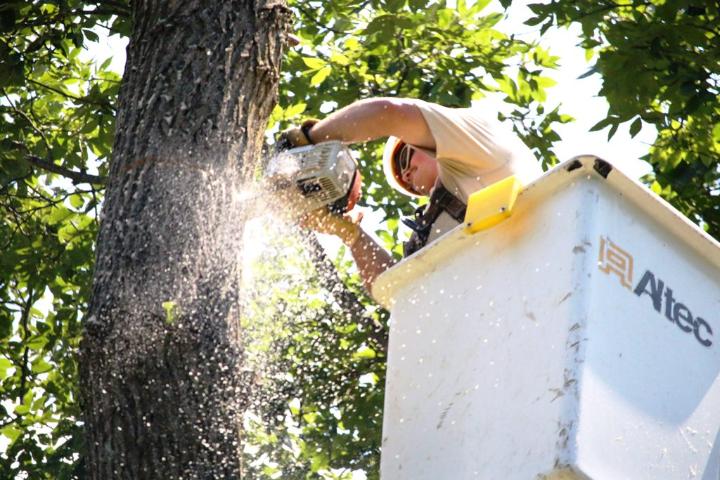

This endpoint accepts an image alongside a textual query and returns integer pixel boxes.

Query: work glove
[276,118,319,151]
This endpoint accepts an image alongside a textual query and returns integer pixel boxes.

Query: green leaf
[385,0,405,13]
[285,102,307,118]
[629,118,642,138]
[100,57,113,70]
[409,0,429,10]
[26,335,48,351]
[69,194,85,209]
[47,206,73,226]
[0,357,13,378]
[31,358,53,374]
[1,425,22,443]
[364,14,396,37]
[525,16,544,27]
[57,223,75,244]
[589,117,613,132]
[712,123,720,143]
[302,57,326,70]
[330,51,350,66]
[352,345,376,360]
[536,76,557,88]
[310,65,331,87]
[83,29,99,43]
[577,66,597,79]
[0,311,12,340]
[162,301,178,325]
[471,0,492,12]
[607,122,619,140]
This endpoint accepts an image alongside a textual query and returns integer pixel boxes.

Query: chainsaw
[264,141,362,217]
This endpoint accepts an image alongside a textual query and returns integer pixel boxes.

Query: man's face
[399,146,439,196]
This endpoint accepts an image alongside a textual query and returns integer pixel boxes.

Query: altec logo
[598,236,713,348]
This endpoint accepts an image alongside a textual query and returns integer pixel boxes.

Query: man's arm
[303,209,394,294]
[346,228,395,293]
[288,97,431,293]
[308,98,436,150]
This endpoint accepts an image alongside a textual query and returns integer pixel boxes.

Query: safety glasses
[396,144,415,176]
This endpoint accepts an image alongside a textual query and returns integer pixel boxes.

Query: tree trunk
[79,1,288,478]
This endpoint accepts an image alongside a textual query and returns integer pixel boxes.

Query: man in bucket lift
[282,98,542,291]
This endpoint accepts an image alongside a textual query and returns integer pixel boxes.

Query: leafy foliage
[0,0,566,478]
[527,0,720,238]
[241,232,387,479]
[0,1,126,477]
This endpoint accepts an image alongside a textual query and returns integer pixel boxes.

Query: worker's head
[383,136,439,197]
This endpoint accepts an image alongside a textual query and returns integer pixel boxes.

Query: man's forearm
[346,228,395,294]
[310,99,390,143]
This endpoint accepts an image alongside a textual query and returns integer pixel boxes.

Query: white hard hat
[382,136,421,197]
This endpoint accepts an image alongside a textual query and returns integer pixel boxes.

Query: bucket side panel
[381,183,594,479]
[577,179,720,479]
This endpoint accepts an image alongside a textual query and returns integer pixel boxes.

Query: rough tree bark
[79,1,289,478]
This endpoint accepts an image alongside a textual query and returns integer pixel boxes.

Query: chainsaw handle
[276,119,318,152]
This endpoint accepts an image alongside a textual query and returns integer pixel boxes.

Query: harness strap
[403,182,466,257]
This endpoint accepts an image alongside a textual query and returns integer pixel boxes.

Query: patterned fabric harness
[402,182,467,257]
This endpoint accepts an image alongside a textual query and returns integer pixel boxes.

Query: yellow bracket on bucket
[464,175,523,234]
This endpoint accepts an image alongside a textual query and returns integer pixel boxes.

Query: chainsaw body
[266,141,361,215]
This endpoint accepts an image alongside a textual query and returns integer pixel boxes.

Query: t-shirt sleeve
[415,100,512,172]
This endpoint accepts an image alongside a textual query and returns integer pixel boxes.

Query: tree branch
[25,154,106,185]
[20,2,130,29]
[73,8,129,17]
[8,140,107,184]
[92,0,131,14]
[19,287,35,399]
[294,5,354,36]
[25,79,81,102]
[4,97,108,185]
[90,185,101,221]
[27,78,115,112]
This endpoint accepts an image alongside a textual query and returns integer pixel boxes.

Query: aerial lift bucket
[373,156,720,480]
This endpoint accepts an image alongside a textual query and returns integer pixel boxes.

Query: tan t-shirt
[415,100,543,203]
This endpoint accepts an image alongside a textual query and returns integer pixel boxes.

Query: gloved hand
[276,119,319,151]
[301,207,364,246]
